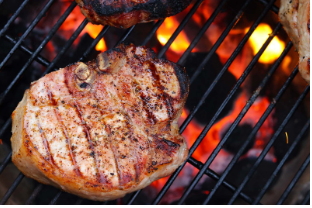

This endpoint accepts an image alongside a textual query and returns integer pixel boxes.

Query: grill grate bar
[49,191,63,205]
[179,0,276,133]
[256,0,279,13]
[114,25,136,47]
[177,0,229,66]
[157,0,204,59]
[153,14,281,206]
[25,183,43,205]
[127,189,142,205]
[140,20,164,46]
[253,119,310,204]
[178,21,282,205]
[276,155,310,205]
[0,1,77,107]
[75,198,84,205]
[0,151,12,175]
[187,157,258,204]
[0,0,56,71]
[302,191,310,205]
[228,85,310,204]
[189,0,251,85]
[79,25,110,62]
[0,172,24,205]
[202,39,293,204]
[0,0,30,39]
[42,18,88,76]
[0,117,11,139]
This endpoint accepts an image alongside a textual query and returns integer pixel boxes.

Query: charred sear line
[153,136,180,156]
[74,101,106,184]
[124,111,143,183]
[54,108,82,177]
[147,61,174,120]
[37,122,57,167]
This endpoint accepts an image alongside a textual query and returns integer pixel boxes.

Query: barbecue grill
[0,0,310,205]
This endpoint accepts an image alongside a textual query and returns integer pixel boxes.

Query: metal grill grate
[0,0,310,205]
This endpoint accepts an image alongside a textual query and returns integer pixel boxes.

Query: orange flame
[156,17,191,54]
[58,5,107,52]
[179,92,275,166]
[247,23,285,64]
[83,23,107,52]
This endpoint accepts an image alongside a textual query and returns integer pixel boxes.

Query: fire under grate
[0,0,310,205]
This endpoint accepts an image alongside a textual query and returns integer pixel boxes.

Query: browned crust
[75,0,193,28]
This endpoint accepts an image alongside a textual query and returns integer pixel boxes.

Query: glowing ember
[156,17,190,54]
[247,23,285,64]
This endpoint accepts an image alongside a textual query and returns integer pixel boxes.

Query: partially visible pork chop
[11,43,189,201]
[75,0,193,28]
[279,0,310,83]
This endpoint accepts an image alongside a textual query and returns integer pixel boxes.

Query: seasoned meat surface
[279,0,310,83]
[297,0,310,83]
[11,43,189,201]
[75,0,193,28]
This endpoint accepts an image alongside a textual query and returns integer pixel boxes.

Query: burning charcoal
[222,124,255,155]
[225,158,280,199]
[183,52,241,125]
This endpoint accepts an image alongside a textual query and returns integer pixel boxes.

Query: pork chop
[11,43,189,201]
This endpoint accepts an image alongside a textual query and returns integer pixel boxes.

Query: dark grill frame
[0,0,310,205]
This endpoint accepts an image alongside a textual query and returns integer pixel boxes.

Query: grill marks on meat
[279,0,310,83]
[75,0,193,28]
[11,43,189,201]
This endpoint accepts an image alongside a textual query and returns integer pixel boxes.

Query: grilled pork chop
[75,0,193,28]
[279,0,310,83]
[11,43,189,201]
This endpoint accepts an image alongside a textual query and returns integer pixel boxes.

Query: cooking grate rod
[78,25,110,62]
[0,173,24,205]
[25,183,43,205]
[252,119,310,204]
[140,20,164,46]
[257,0,279,13]
[157,0,205,59]
[0,151,12,175]
[302,191,310,205]
[276,155,310,205]
[228,85,310,204]
[49,191,63,205]
[178,21,282,205]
